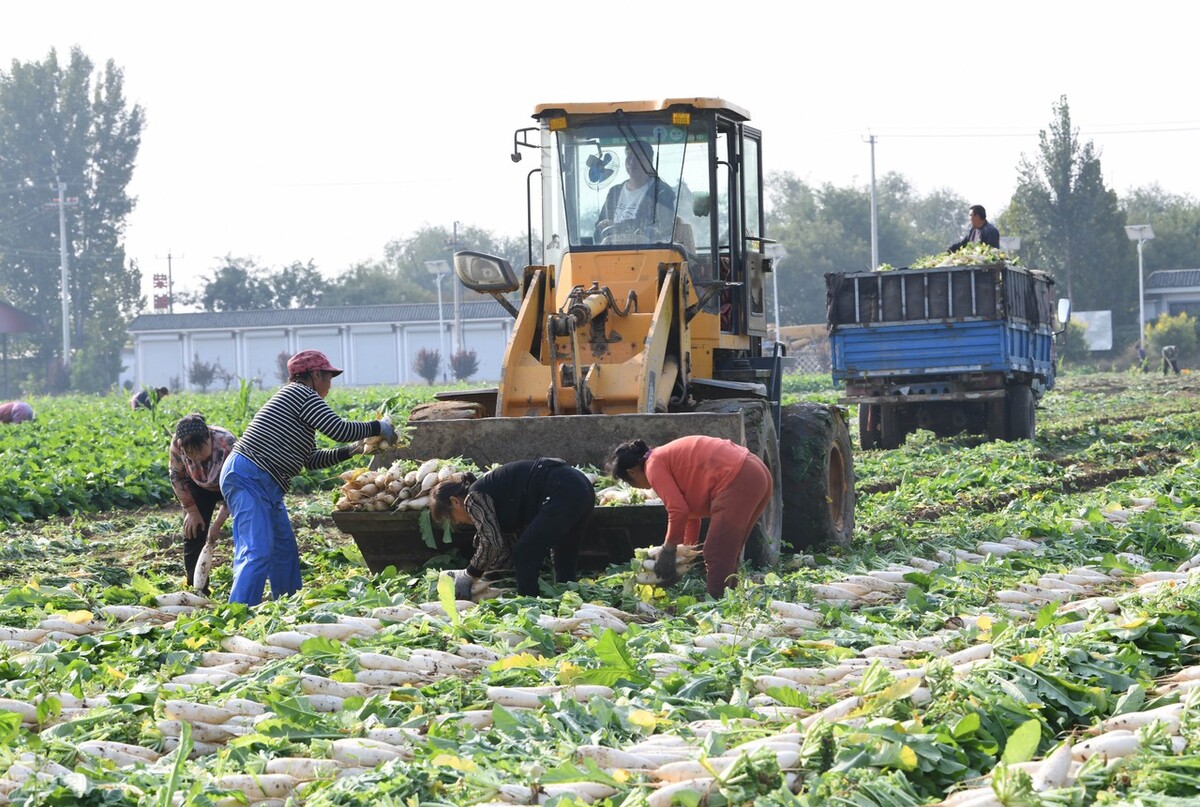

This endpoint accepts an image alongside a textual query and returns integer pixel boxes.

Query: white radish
[294,621,375,640]
[299,674,381,700]
[647,777,714,807]
[162,700,236,724]
[303,694,346,713]
[769,600,822,622]
[214,773,297,800]
[264,757,343,779]
[220,635,296,659]
[1071,730,1141,761]
[574,744,656,770]
[1095,702,1183,734]
[1032,740,1075,791]
[157,719,240,744]
[154,591,211,608]
[354,668,427,687]
[330,737,405,767]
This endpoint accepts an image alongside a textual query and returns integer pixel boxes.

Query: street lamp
[1124,224,1155,351]
[424,260,452,374]
[764,243,788,348]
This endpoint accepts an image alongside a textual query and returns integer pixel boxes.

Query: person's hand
[205,520,221,546]
[450,569,477,601]
[378,419,398,445]
[653,543,679,586]
[183,510,205,541]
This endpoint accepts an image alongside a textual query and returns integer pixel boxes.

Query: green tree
[1003,96,1130,327]
[0,47,144,391]
[1121,185,1200,275]
[181,255,328,312]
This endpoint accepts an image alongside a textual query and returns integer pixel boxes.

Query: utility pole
[46,179,79,368]
[450,221,462,355]
[866,134,879,271]
[155,250,184,313]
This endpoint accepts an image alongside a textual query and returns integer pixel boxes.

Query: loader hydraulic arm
[547,283,638,415]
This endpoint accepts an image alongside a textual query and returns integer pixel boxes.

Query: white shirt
[614,182,651,223]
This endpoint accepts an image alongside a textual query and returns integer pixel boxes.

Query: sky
[3,1,1198,309]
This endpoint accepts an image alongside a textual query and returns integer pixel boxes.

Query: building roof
[0,301,37,334]
[1146,269,1200,291]
[128,301,511,333]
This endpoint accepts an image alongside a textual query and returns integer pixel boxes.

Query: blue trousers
[220,453,302,605]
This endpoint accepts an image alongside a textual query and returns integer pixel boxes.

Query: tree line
[3,48,1199,393]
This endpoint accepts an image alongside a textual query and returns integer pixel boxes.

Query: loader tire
[690,398,783,568]
[779,403,855,550]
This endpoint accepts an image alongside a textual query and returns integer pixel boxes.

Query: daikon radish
[370,605,424,622]
[99,604,171,623]
[221,698,267,716]
[264,757,343,779]
[162,700,236,724]
[0,626,46,643]
[542,782,618,802]
[1072,730,1140,761]
[774,666,853,686]
[437,709,495,729]
[1032,740,1075,791]
[1094,702,1182,734]
[908,557,941,571]
[75,741,156,768]
[208,658,259,675]
[647,777,714,807]
[944,644,993,665]
[801,694,863,728]
[412,647,485,668]
[264,630,318,651]
[754,675,819,695]
[221,635,296,659]
[769,600,822,622]
[199,651,260,668]
[0,699,38,723]
[330,737,405,767]
[157,719,240,744]
[999,536,1041,551]
[161,736,223,758]
[214,773,297,800]
[365,726,418,747]
[171,670,239,686]
[294,621,375,640]
[354,668,426,687]
[154,591,211,608]
[38,617,105,635]
[303,694,346,713]
[574,744,656,770]
[456,642,501,662]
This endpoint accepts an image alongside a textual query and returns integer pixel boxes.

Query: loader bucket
[332,411,746,572]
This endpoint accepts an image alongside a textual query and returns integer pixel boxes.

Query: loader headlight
[454,251,519,293]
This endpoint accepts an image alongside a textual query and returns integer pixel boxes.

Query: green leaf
[766,686,808,708]
[299,635,342,656]
[419,508,437,549]
[1111,684,1146,717]
[1033,601,1059,630]
[952,711,981,739]
[437,571,461,627]
[1001,718,1041,764]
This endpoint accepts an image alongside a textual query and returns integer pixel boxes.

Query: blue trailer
[826,263,1065,449]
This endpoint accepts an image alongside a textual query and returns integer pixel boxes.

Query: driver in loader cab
[594,140,676,244]
[431,458,595,599]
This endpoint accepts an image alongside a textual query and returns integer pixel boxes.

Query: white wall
[130,317,510,390]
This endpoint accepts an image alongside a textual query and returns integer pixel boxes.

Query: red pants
[702,453,773,598]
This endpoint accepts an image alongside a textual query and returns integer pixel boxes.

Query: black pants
[183,480,222,593]
[513,466,594,596]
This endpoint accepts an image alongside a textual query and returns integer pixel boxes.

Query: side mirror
[1056,297,1071,326]
[692,191,711,218]
[454,251,518,294]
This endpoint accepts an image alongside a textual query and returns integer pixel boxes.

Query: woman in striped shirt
[220,350,397,605]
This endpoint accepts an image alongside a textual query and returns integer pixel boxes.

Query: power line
[865,122,1200,139]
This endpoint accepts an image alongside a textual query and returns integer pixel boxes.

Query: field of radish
[1,373,1199,806]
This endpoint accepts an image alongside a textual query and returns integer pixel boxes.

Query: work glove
[183,510,205,541]
[378,419,398,445]
[451,569,477,601]
[652,543,679,586]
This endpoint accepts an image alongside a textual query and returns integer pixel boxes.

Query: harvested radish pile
[1,373,1200,805]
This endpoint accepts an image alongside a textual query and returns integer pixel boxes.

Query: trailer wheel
[985,398,1007,441]
[691,398,782,567]
[879,404,905,449]
[1007,384,1036,441]
[858,404,881,450]
[780,403,856,550]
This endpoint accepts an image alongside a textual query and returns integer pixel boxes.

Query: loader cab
[532,99,769,340]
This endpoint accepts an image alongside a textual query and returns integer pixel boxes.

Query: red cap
[287,349,343,377]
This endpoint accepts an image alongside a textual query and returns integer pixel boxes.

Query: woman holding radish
[169,413,236,594]
[219,350,396,606]
[430,458,595,598]
[607,435,772,598]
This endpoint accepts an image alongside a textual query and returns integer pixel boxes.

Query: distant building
[124,302,512,391]
[1145,269,1200,322]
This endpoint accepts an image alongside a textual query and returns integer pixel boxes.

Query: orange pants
[702,453,773,598]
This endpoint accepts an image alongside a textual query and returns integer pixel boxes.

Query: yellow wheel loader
[335,98,854,572]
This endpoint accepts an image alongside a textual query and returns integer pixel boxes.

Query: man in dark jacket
[948,205,1000,252]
